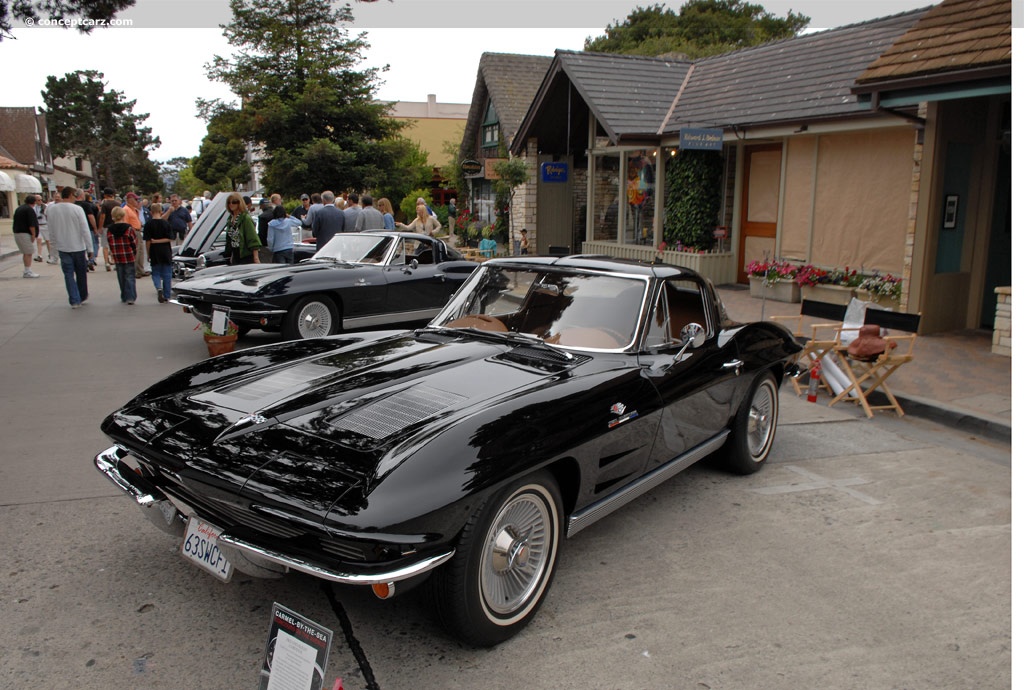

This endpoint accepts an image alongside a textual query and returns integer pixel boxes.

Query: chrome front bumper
[93,445,454,584]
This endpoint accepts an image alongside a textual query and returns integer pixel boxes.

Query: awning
[15,174,42,193]
[0,170,14,191]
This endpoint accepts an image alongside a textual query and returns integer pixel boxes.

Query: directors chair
[828,309,922,418]
[771,299,848,396]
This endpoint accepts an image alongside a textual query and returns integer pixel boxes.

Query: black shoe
[157,291,167,304]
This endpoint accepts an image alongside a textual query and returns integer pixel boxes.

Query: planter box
[748,276,801,303]
[854,289,900,311]
[801,284,854,306]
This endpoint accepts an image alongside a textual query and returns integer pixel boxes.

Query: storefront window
[592,153,620,242]
[625,150,655,246]
[473,179,496,225]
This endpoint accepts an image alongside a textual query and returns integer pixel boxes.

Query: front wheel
[283,295,339,340]
[720,372,779,475]
[428,472,563,647]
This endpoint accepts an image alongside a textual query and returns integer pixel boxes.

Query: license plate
[181,517,233,582]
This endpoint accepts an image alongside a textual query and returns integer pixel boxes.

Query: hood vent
[331,385,467,440]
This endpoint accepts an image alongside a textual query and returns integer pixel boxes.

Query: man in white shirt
[47,186,93,308]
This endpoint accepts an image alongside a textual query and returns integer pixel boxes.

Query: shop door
[738,145,782,283]
[536,155,574,254]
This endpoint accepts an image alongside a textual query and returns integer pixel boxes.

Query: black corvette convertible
[172,231,478,339]
[96,255,800,646]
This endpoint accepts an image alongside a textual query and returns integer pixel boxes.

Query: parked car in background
[172,231,478,339]
[172,192,317,279]
[96,255,800,646]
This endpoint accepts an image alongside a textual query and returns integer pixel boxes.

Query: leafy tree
[493,158,529,244]
[192,108,250,191]
[585,1,809,58]
[202,0,405,197]
[664,149,721,249]
[42,70,160,191]
[0,0,135,40]
[399,188,434,220]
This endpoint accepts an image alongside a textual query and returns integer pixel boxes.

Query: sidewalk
[0,250,1011,441]
[717,285,1012,442]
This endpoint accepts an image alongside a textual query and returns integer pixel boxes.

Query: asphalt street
[0,253,1011,689]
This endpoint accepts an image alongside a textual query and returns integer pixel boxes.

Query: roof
[663,8,930,131]
[460,53,552,154]
[0,107,52,172]
[856,0,1010,85]
[555,51,693,141]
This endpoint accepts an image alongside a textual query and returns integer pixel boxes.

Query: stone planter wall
[748,277,801,303]
[801,284,855,305]
[992,286,1011,357]
[854,289,901,311]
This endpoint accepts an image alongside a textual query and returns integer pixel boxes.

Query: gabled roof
[855,0,1010,85]
[460,53,552,154]
[554,51,693,141]
[663,8,930,132]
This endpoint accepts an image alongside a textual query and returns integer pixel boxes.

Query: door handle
[722,359,743,375]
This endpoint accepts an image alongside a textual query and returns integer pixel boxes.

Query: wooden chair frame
[827,309,922,418]
[771,299,848,396]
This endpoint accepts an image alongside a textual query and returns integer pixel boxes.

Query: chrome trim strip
[566,430,730,537]
[343,308,439,329]
[216,534,455,585]
[94,445,187,537]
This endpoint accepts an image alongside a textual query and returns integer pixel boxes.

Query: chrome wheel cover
[478,486,556,622]
[746,379,778,462]
[296,301,333,338]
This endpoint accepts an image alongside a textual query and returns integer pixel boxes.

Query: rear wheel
[428,472,563,647]
[283,295,339,340]
[720,372,779,475]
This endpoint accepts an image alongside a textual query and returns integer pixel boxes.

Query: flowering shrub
[746,259,799,286]
[859,271,903,300]
[795,265,863,288]
[196,319,238,337]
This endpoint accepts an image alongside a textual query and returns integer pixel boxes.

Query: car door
[383,238,461,313]
[639,279,743,469]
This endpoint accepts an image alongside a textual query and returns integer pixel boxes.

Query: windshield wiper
[502,331,575,361]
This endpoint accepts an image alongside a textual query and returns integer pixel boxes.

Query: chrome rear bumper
[93,445,454,584]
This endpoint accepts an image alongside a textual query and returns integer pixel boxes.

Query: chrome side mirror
[673,323,706,362]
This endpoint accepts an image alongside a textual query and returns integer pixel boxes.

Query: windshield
[431,265,649,351]
[313,234,395,264]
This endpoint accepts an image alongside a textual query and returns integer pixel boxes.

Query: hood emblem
[234,413,267,427]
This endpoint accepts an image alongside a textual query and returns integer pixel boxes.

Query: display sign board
[258,603,333,690]
[460,159,483,175]
[541,161,569,183]
[679,127,724,151]
[484,158,501,180]
[211,305,231,335]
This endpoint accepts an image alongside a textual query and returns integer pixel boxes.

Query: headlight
[197,254,207,270]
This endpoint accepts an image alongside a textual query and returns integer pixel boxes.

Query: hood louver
[330,386,468,440]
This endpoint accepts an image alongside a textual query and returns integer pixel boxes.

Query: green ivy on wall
[664,150,722,250]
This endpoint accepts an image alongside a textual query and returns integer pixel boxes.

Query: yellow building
[387,94,469,168]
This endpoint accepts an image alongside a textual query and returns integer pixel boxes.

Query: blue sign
[679,127,724,151]
[541,161,569,183]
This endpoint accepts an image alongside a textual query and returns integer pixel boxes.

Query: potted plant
[857,271,903,309]
[197,320,239,356]
[746,259,801,302]
[796,265,858,305]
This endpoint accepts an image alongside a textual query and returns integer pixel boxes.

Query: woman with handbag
[224,191,261,265]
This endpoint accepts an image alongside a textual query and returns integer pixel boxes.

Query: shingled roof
[460,53,552,155]
[855,0,1010,85]
[662,8,930,132]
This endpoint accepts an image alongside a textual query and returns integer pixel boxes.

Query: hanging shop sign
[679,127,724,151]
[460,159,483,175]
[541,161,569,183]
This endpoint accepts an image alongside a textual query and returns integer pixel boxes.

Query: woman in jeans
[143,202,175,303]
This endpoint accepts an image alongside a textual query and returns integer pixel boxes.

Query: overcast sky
[3,0,933,160]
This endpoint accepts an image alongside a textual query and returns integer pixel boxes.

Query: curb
[890,391,1011,443]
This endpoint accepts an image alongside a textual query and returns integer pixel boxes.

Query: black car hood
[174,259,361,296]
[106,331,596,523]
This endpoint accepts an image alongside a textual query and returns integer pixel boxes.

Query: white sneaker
[23,269,40,278]
[46,257,59,265]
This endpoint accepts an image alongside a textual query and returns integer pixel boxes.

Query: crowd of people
[10,187,449,309]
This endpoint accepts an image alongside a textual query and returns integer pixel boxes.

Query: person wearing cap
[292,194,311,222]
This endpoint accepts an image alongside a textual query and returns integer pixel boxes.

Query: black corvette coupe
[172,231,478,339]
[96,255,800,646]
